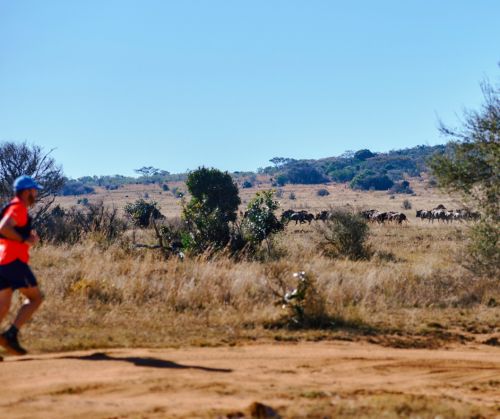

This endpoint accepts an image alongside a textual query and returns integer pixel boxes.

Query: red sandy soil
[1,341,499,418]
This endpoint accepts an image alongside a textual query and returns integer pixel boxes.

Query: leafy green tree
[429,78,499,276]
[282,162,328,184]
[241,190,283,253]
[354,149,375,161]
[124,199,164,227]
[350,170,394,190]
[182,167,241,253]
[185,167,240,222]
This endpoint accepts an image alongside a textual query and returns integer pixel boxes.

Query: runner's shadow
[59,352,233,373]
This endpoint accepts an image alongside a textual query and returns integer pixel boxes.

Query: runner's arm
[0,215,25,242]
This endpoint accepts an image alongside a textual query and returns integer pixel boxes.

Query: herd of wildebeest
[279,204,480,226]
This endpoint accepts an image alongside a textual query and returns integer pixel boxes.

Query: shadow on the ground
[11,352,233,373]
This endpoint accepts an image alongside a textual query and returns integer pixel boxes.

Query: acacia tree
[429,77,499,276]
[0,141,65,219]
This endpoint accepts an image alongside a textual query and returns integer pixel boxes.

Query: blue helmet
[13,175,43,193]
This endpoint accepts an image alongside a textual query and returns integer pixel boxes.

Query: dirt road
[1,341,499,418]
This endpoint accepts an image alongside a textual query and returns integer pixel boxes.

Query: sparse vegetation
[124,199,164,228]
[402,199,412,210]
[37,202,125,245]
[240,190,284,256]
[316,188,330,197]
[429,77,499,277]
[318,209,370,260]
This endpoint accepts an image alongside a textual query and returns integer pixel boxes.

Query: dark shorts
[0,260,38,291]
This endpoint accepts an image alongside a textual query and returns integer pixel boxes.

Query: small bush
[241,190,284,255]
[465,220,499,277]
[276,174,288,186]
[242,180,253,189]
[273,271,328,328]
[316,188,330,197]
[289,192,296,200]
[275,189,284,198]
[318,209,370,260]
[390,180,414,194]
[37,202,126,245]
[161,183,169,191]
[124,199,164,228]
[350,171,394,191]
[402,199,412,210]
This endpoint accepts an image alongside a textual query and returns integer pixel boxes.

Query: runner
[0,175,43,357]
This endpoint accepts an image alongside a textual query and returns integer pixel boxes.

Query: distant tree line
[262,144,445,190]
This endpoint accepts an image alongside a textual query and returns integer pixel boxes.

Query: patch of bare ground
[1,342,498,418]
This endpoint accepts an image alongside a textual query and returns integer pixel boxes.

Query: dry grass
[55,175,462,218]
[2,178,497,353]
[2,218,495,353]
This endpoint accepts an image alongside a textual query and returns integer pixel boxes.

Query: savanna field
[3,177,499,418]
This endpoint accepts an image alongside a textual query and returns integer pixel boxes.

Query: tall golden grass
[9,214,497,353]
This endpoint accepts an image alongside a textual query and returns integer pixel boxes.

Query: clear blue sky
[0,1,498,178]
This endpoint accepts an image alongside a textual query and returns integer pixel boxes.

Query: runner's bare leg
[0,288,13,323]
[13,287,43,329]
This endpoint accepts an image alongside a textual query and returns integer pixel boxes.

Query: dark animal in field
[371,211,389,223]
[431,209,447,222]
[315,210,331,221]
[388,212,408,224]
[360,209,378,221]
[416,209,432,221]
[281,209,296,224]
[290,210,314,224]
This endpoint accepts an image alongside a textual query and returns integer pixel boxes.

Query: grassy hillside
[61,144,445,196]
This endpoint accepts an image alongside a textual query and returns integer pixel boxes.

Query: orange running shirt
[0,197,30,265]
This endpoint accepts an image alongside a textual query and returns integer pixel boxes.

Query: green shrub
[350,171,394,191]
[390,180,414,194]
[182,167,241,254]
[124,199,164,228]
[465,220,499,277]
[429,77,499,277]
[316,188,330,197]
[402,199,412,210]
[318,209,370,260]
[241,190,284,254]
[282,162,328,184]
